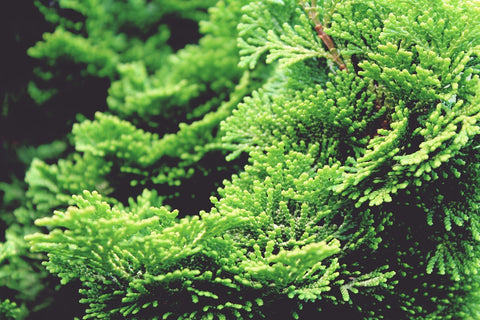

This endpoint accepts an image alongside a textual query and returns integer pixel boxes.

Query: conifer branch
[7,0,480,319]
[299,0,347,71]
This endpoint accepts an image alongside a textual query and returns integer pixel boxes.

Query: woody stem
[301,0,347,71]
[314,24,347,70]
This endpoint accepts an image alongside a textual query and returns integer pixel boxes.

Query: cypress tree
[1,0,480,318]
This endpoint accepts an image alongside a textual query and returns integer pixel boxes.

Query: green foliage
[22,0,257,213]
[26,189,342,319]
[3,0,254,317]
[239,1,329,68]
[0,299,24,320]
[0,140,72,317]
[2,0,480,319]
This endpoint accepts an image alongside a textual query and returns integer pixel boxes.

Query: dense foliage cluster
[1,0,480,319]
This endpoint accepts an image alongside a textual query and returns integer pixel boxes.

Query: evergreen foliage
[2,0,480,319]
[0,299,24,320]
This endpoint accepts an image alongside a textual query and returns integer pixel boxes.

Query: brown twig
[314,24,347,71]
[302,1,347,71]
